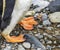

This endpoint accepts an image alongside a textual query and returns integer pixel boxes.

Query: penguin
[0,0,32,42]
[0,0,46,49]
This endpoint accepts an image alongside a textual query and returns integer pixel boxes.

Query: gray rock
[22,42,31,48]
[49,12,60,23]
[47,45,52,50]
[37,25,43,29]
[32,0,50,12]
[35,34,43,39]
[40,39,45,44]
[46,27,53,30]
[37,48,41,50]
[31,44,35,48]
[4,44,11,50]
[42,13,48,21]
[43,19,51,26]
[34,13,39,18]
[47,41,52,44]
[57,45,60,48]
[57,24,60,27]
[54,41,56,44]
[18,45,25,50]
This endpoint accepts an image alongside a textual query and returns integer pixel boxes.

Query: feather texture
[2,0,32,35]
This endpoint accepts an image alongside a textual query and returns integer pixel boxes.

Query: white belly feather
[2,0,32,35]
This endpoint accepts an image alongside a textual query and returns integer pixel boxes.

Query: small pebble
[4,44,11,50]
[37,48,41,50]
[54,41,56,44]
[23,42,31,48]
[46,27,53,30]
[31,44,35,48]
[47,41,52,44]
[43,19,51,26]
[57,45,60,48]
[37,25,43,29]
[25,11,35,16]
[42,13,48,21]
[35,34,43,39]
[18,45,25,50]
[57,24,60,28]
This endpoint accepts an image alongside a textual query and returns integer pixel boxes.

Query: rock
[42,13,48,21]
[55,35,60,40]
[49,12,60,23]
[37,25,43,29]
[31,44,35,48]
[34,13,41,20]
[47,41,52,44]
[31,48,36,50]
[55,31,60,35]
[57,24,60,27]
[18,45,25,50]
[22,42,31,48]
[37,48,41,50]
[4,44,11,50]
[35,34,43,39]
[40,39,45,44]
[58,45,60,48]
[54,41,57,44]
[43,19,51,26]
[32,0,49,12]
[47,45,52,50]
[25,11,35,16]
[46,27,53,30]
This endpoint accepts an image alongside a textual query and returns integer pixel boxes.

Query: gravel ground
[0,0,60,50]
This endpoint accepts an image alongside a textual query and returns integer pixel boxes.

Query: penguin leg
[1,0,32,43]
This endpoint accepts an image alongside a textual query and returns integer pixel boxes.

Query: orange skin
[2,34,25,43]
[19,17,38,30]
[2,17,37,43]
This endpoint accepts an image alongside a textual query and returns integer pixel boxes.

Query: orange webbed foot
[19,17,38,30]
[2,34,25,43]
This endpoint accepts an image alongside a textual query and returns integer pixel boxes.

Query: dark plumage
[1,0,15,30]
[0,0,3,29]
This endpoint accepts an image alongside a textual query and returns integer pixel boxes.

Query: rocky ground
[0,0,60,50]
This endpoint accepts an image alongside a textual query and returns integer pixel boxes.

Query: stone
[31,44,35,48]
[37,25,43,29]
[25,11,35,16]
[47,41,52,44]
[40,39,45,44]
[4,44,11,50]
[35,34,43,39]
[22,42,31,48]
[43,19,51,26]
[49,12,60,23]
[54,41,56,44]
[18,45,25,50]
[57,24,60,27]
[42,13,48,21]
[37,48,41,50]
[46,27,53,30]
[32,0,49,12]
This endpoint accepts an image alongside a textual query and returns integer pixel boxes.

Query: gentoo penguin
[0,0,32,43]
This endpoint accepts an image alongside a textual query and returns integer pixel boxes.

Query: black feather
[1,0,15,30]
[0,0,3,29]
